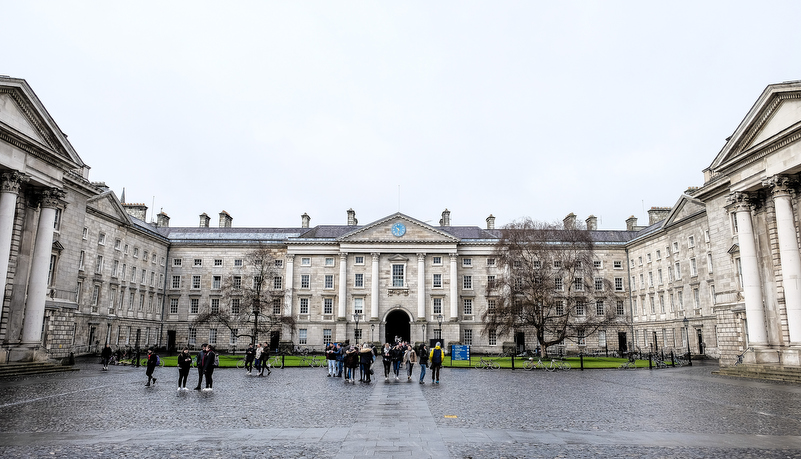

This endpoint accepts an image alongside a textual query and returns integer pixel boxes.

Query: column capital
[726,191,755,213]
[763,174,794,199]
[371,253,380,261]
[339,252,348,260]
[1,171,28,194]
[286,254,295,262]
[417,253,426,262]
[38,188,65,209]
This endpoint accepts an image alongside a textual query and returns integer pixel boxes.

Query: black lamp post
[683,317,692,366]
[370,323,375,343]
[353,313,361,343]
[436,313,443,342]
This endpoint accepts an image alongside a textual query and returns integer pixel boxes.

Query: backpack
[431,348,442,365]
[214,353,220,367]
[155,355,161,366]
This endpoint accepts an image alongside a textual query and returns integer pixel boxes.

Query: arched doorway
[384,309,411,344]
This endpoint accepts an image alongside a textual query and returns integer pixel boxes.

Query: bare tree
[191,244,294,348]
[482,218,623,357]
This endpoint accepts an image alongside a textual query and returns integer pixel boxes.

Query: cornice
[716,127,801,175]
[735,92,801,154]
[0,122,78,171]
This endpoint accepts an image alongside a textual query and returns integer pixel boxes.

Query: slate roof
[147,223,642,246]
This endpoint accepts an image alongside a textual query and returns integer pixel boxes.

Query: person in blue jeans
[417,343,428,384]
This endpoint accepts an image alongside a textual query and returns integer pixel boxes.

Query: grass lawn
[154,354,673,370]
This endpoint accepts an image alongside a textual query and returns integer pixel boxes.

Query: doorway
[515,331,525,354]
[618,332,628,353]
[270,331,280,353]
[385,309,410,344]
[696,329,705,355]
[167,330,176,353]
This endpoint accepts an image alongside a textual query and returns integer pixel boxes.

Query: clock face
[391,222,406,237]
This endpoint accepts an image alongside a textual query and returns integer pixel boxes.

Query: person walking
[417,343,428,384]
[258,342,271,376]
[244,343,256,375]
[404,344,417,381]
[144,348,159,387]
[359,343,374,383]
[390,343,404,381]
[429,342,443,384]
[381,343,392,381]
[203,344,217,391]
[101,344,112,371]
[193,344,207,391]
[253,343,262,376]
[177,347,192,390]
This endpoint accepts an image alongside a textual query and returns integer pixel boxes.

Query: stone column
[0,172,27,308]
[284,255,294,316]
[338,252,347,319]
[371,253,379,319]
[728,192,768,345]
[21,188,63,344]
[449,253,458,319]
[764,176,801,343]
[417,253,426,319]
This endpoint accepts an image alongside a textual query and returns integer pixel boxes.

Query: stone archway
[384,309,411,344]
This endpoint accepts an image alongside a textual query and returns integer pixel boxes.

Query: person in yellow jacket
[429,342,443,384]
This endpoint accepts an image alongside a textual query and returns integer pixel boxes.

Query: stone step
[714,365,801,384]
[0,361,80,378]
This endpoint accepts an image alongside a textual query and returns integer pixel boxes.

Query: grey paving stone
[1,358,800,458]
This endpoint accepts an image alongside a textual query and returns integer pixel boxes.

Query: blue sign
[451,345,470,361]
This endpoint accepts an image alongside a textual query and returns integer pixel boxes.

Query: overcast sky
[4,2,801,230]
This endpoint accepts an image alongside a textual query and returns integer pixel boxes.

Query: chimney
[486,214,495,230]
[626,216,638,231]
[122,203,147,221]
[563,213,576,229]
[301,213,310,228]
[585,215,597,231]
[219,210,232,228]
[156,211,170,228]
[648,207,671,225]
[347,208,358,226]
[199,213,210,228]
[439,209,451,226]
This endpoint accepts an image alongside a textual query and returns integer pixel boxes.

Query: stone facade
[3,76,801,368]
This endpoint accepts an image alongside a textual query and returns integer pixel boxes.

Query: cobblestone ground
[0,358,799,458]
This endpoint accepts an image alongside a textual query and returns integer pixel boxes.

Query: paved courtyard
[1,358,800,458]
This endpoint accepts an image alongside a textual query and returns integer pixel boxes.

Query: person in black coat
[203,345,216,391]
[101,344,112,371]
[244,344,256,375]
[193,344,207,391]
[359,344,374,383]
[144,348,158,386]
[177,347,192,390]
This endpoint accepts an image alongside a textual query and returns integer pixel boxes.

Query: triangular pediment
[87,191,133,225]
[662,194,706,228]
[338,213,460,243]
[0,93,45,143]
[0,77,84,170]
[709,82,801,171]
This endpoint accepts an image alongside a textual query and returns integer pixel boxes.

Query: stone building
[2,75,801,370]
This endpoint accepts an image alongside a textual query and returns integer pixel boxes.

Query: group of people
[325,342,376,383]
[244,343,272,377]
[380,341,443,384]
[137,339,445,390]
[322,340,445,385]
